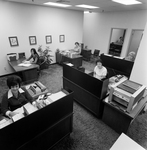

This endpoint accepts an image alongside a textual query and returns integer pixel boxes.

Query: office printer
[108,78,146,113]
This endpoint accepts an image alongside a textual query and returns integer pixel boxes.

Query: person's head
[31,48,38,55]
[75,42,79,46]
[126,51,136,61]
[96,59,103,69]
[7,75,22,93]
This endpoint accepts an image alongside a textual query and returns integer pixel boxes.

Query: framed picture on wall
[59,35,65,43]
[9,36,19,47]
[29,36,37,45]
[46,35,52,44]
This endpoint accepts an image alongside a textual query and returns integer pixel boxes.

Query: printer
[108,78,146,113]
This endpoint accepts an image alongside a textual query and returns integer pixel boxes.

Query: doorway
[127,29,143,60]
[108,28,126,56]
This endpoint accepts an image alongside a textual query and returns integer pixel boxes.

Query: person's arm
[31,54,38,64]
[24,90,33,103]
[1,93,18,118]
[101,68,107,79]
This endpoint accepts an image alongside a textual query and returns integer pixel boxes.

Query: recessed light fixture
[44,2,71,7]
[112,0,142,5]
[76,4,99,9]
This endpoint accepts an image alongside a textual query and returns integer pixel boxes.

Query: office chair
[18,52,26,59]
[90,49,100,63]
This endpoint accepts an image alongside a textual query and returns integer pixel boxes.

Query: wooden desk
[100,54,134,78]
[102,96,147,134]
[63,63,109,118]
[0,89,74,150]
[110,133,145,150]
[8,58,38,84]
[56,52,83,68]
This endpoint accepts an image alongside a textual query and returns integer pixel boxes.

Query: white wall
[83,10,147,56]
[0,1,83,75]
[130,22,147,86]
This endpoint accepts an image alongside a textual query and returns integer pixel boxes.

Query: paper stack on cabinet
[49,91,66,102]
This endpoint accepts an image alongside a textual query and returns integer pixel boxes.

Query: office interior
[0,0,147,149]
[0,0,146,87]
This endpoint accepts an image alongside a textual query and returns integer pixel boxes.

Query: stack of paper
[66,63,74,67]
[12,113,25,122]
[49,91,66,102]
[23,102,38,115]
[18,63,31,67]
[0,119,12,129]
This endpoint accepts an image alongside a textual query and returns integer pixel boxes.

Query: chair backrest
[7,53,17,61]
[18,52,26,59]
[94,49,100,56]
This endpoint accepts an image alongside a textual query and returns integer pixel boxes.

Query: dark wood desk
[56,52,83,68]
[0,89,73,150]
[100,54,134,78]
[102,96,147,134]
[63,63,109,118]
[8,58,38,84]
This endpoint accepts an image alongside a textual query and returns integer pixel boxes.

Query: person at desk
[125,51,136,62]
[93,59,107,80]
[26,48,40,65]
[1,75,32,118]
[115,36,124,45]
[73,42,81,55]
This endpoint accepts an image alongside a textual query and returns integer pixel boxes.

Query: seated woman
[73,42,81,55]
[125,51,136,62]
[1,75,33,118]
[93,59,107,80]
[26,48,40,65]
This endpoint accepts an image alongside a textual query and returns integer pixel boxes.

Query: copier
[108,78,146,113]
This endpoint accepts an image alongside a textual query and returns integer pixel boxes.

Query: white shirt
[94,66,107,80]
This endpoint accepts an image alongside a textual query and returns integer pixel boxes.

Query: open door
[127,29,143,59]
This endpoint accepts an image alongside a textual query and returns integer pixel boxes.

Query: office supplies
[24,81,48,99]
[108,79,146,113]
[23,102,38,115]
[12,113,25,122]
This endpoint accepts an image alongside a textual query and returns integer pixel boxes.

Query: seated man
[93,59,107,80]
[1,75,33,118]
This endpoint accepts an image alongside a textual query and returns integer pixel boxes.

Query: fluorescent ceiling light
[44,2,71,7]
[112,0,142,5]
[76,4,99,9]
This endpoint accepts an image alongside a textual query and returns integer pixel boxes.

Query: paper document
[66,63,74,67]
[23,102,38,115]
[49,91,66,102]
[0,119,12,129]
[18,63,31,67]
[13,106,24,114]
[12,113,25,122]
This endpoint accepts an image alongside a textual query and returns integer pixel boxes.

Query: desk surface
[110,133,145,150]
[103,95,147,119]
[62,54,82,59]
[8,58,38,72]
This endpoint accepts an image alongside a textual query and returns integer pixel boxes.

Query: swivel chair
[90,49,100,63]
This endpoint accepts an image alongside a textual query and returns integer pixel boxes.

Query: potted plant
[38,45,53,69]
